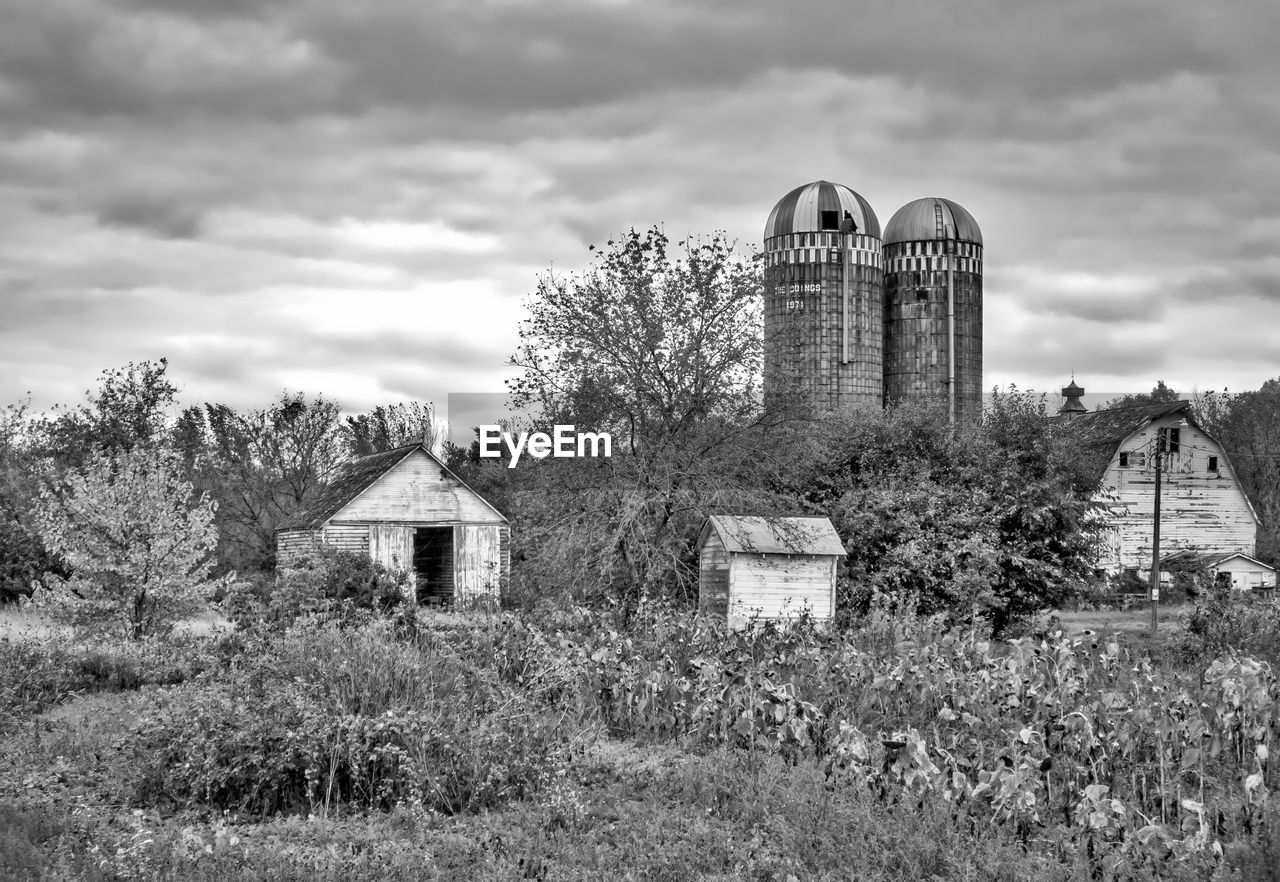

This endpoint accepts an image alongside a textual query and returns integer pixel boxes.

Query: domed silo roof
[883,197,982,245]
[764,181,881,241]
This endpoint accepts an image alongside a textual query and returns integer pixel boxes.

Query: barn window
[1119,452,1130,468]
[820,209,840,230]
[1208,455,1219,473]
[1162,427,1181,454]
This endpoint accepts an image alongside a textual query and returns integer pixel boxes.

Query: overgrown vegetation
[5,232,1280,878]
[2,591,1278,880]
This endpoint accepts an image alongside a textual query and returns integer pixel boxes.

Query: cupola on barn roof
[764,180,881,240]
[883,197,983,246]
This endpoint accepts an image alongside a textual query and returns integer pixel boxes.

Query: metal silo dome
[882,196,984,425]
[762,181,884,414]
[883,197,982,246]
[764,180,881,241]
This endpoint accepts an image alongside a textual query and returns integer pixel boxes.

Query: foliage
[504,227,793,612]
[176,392,347,574]
[34,359,178,468]
[799,392,1104,634]
[1103,380,1182,411]
[344,402,439,458]
[1185,587,1280,667]
[0,399,61,603]
[1194,381,1280,565]
[125,619,581,816]
[224,547,409,631]
[32,446,227,639]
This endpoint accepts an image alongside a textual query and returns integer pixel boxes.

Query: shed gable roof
[700,515,846,557]
[277,443,505,531]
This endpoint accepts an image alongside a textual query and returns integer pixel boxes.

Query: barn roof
[1059,400,1191,485]
[699,515,846,557]
[276,443,505,531]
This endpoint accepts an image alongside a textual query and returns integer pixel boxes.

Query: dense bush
[126,619,580,815]
[1185,588,1280,666]
[223,548,409,631]
[0,634,214,732]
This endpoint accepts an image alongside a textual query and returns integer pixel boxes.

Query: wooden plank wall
[727,553,835,628]
[337,449,506,525]
[369,524,414,575]
[276,529,322,566]
[322,524,370,555]
[454,524,502,603]
[1098,419,1259,572]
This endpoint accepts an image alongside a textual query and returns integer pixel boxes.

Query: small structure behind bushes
[276,444,508,607]
[697,515,845,629]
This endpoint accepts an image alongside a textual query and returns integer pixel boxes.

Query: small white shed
[697,515,846,628]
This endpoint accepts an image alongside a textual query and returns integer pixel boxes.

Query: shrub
[226,548,409,631]
[1185,587,1280,666]
[126,619,579,815]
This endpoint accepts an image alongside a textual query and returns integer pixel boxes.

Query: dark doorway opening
[414,527,454,605]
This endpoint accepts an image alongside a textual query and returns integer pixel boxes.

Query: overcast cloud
[3,0,1279,418]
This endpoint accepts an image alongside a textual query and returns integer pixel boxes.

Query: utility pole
[1149,433,1163,633]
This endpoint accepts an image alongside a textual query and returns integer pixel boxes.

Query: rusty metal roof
[764,181,881,241]
[699,515,846,557]
[883,197,983,245]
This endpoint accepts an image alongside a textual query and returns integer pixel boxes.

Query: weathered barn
[276,443,508,605]
[697,515,845,628]
[1061,394,1260,578]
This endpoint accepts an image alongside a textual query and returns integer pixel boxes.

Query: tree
[344,402,440,457]
[505,227,786,611]
[802,392,1104,634]
[0,398,63,602]
[33,446,226,638]
[1102,380,1181,411]
[178,393,346,573]
[1194,381,1280,564]
[35,359,177,467]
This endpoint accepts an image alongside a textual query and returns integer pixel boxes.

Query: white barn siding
[1098,417,1258,572]
[728,553,834,627]
[337,449,504,525]
[322,524,370,555]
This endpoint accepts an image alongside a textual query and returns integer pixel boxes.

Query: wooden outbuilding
[275,443,508,605]
[697,515,846,628]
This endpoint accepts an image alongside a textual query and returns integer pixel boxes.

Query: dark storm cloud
[95,193,205,239]
[3,0,1280,413]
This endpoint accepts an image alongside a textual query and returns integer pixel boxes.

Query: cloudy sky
[4,0,1279,419]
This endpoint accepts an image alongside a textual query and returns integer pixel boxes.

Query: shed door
[454,525,502,601]
[368,525,413,575]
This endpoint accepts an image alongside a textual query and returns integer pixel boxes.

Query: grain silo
[763,181,883,413]
[882,197,983,423]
